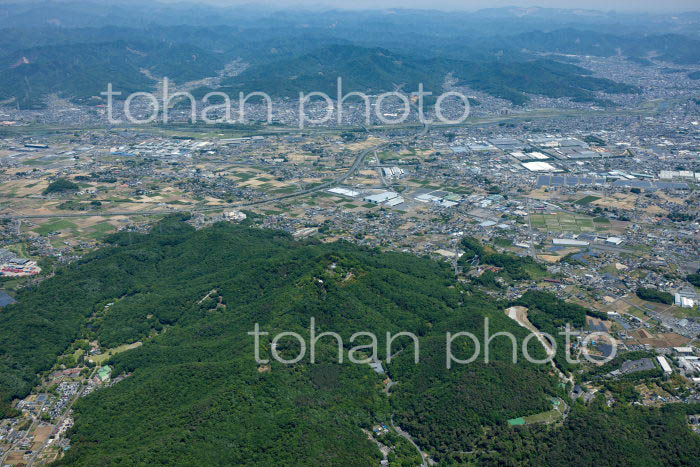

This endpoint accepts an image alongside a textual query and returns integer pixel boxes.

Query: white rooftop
[522,161,558,172]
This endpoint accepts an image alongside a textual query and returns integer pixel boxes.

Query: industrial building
[657,355,672,374]
[552,238,590,246]
[385,196,405,207]
[606,237,624,246]
[328,187,360,198]
[674,289,698,309]
[364,191,399,204]
[522,161,560,172]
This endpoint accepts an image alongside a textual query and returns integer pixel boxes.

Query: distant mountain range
[0,41,225,108]
[0,31,643,109]
[0,4,698,109]
[1,2,699,36]
[509,29,700,65]
[192,44,637,106]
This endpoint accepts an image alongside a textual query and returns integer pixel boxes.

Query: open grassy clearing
[32,219,79,235]
[89,342,143,364]
[574,195,601,205]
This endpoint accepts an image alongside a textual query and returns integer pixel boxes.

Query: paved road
[27,367,98,466]
[0,399,47,466]
[0,143,379,219]
[390,414,432,467]
[618,296,654,323]
[525,196,535,258]
[505,307,573,385]
[1,122,429,221]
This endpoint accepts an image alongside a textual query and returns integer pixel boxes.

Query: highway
[0,143,380,220]
[1,122,429,221]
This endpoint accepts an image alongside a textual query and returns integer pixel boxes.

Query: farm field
[529,212,610,233]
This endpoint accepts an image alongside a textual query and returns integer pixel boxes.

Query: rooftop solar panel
[536,175,551,187]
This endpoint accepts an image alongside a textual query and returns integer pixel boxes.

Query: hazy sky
[190,0,700,13]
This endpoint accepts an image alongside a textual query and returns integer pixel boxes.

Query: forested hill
[0,24,645,108]
[1,216,698,464]
[0,215,556,464]
[0,41,224,109]
[196,44,637,106]
[3,4,700,108]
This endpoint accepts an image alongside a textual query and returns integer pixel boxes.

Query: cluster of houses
[0,248,40,277]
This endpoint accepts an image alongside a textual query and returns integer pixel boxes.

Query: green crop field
[85,222,116,239]
[529,213,609,233]
[33,219,79,235]
[574,195,601,205]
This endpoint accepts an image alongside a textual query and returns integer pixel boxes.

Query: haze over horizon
[177,0,700,13]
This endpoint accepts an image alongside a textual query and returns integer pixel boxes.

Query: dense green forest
[458,236,546,282]
[0,216,552,464]
[636,287,674,305]
[0,23,642,108]
[456,400,700,465]
[193,45,637,106]
[0,41,224,108]
[2,217,698,464]
[4,3,700,108]
[686,269,700,288]
[513,290,608,374]
[389,317,559,459]
[43,177,79,194]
